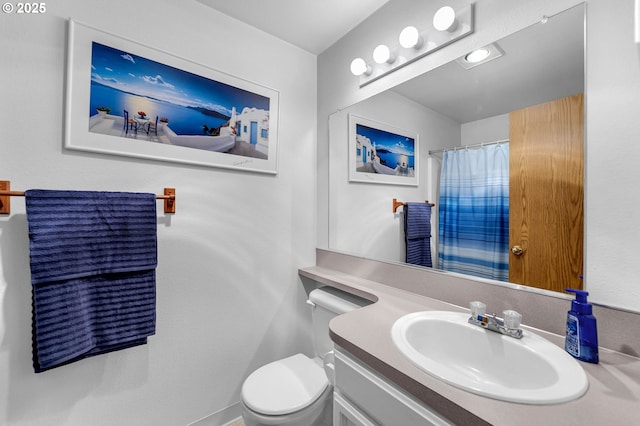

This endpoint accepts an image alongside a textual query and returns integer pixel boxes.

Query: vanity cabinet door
[334,348,454,426]
[334,392,378,426]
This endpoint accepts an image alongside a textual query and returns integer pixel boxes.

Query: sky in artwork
[356,124,415,155]
[90,42,269,117]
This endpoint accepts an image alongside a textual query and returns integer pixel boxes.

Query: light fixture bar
[357,4,474,87]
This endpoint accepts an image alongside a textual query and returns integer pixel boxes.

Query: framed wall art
[348,114,418,185]
[65,20,279,174]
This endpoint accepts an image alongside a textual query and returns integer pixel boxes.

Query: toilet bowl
[241,354,331,426]
[241,287,371,426]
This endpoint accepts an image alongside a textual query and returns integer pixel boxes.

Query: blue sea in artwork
[89,41,270,136]
[377,151,415,169]
[90,82,227,135]
[356,123,415,169]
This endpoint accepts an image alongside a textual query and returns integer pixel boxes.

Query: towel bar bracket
[0,180,10,215]
[163,188,176,214]
[0,180,177,215]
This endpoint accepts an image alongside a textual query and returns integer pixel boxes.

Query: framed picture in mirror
[348,114,419,186]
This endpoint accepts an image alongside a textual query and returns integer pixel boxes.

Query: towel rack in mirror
[0,180,176,215]
[392,198,435,213]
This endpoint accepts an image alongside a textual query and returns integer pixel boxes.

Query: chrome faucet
[468,301,523,339]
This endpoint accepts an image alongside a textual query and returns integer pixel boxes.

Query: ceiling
[195,0,391,55]
[194,1,584,124]
[392,5,585,123]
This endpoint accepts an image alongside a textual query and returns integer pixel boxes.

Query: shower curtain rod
[428,138,509,156]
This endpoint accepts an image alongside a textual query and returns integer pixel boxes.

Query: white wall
[328,91,458,263]
[318,0,640,312]
[461,114,509,146]
[0,1,317,425]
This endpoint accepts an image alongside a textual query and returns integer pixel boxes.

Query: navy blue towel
[25,190,157,372]
[403,202,433,267]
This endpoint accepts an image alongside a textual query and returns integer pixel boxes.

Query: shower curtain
[438,144,509,281]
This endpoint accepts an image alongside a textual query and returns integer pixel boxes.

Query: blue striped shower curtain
[438,144,509,281]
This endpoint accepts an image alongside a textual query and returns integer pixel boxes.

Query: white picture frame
[65,19,280,174]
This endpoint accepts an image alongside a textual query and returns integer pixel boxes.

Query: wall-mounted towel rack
[0,180,176,215]
[392,198,435,213]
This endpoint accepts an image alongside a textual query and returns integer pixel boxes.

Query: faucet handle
[469,301,487,319]
[502,310,522,330]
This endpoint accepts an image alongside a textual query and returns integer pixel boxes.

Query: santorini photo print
[349,114,418,186]
[88,42,271,158]
[65,20,279,173]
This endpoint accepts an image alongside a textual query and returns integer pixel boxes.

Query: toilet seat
[241,353,329,416]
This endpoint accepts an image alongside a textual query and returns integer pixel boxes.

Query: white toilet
[241,287,370,426]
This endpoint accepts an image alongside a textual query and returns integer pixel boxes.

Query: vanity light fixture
[350,4,474,87]
[350,57,372,76]
[433,6,458,32]
[373,44,395,64]
[399,26,423,49]
[456,42,504,70]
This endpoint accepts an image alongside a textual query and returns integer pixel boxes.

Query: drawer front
[334,392,378,426]
[334,348,454,426]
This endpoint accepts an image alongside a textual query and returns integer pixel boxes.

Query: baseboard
[187,402,243,426]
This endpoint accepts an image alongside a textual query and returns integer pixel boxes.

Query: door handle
[511,245,524,256]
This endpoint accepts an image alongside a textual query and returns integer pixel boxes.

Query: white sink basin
[391,311,588,404]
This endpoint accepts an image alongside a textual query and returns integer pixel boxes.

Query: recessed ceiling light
[456,43,504,69]
[465,48,491,63]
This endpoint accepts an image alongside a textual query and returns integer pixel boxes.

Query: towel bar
[392,198,435,213]
[0,180,176,214]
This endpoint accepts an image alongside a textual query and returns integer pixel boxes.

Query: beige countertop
[300,265,640,426]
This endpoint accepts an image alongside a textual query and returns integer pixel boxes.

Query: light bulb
[433,6,458,32]
[350,58,370,76]
[399,26,423,49]
[465,48,491,63]
[373,44,394,64]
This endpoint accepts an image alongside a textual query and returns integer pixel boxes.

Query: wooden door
[509,93,584,292]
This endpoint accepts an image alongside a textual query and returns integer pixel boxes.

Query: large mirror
[328,4,585,294]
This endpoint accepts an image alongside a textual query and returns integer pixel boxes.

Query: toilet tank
[308,287,371,359]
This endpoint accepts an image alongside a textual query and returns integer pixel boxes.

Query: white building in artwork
[233,106,270,155]
[355,133,376,169]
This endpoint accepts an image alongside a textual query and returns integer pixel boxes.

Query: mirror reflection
[328,4,585,294]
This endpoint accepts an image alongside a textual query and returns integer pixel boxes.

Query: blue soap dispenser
[565,288,599,363]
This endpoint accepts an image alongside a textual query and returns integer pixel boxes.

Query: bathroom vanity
[333,348,455,426]
[300,250,640,426]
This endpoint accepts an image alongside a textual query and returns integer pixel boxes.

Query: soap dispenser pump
[565,288,599,364]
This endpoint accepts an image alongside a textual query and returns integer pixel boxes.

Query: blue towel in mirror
[25,190,157,372]
[404,202,433,268]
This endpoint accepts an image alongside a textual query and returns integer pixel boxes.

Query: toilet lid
[242,353,329,415]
